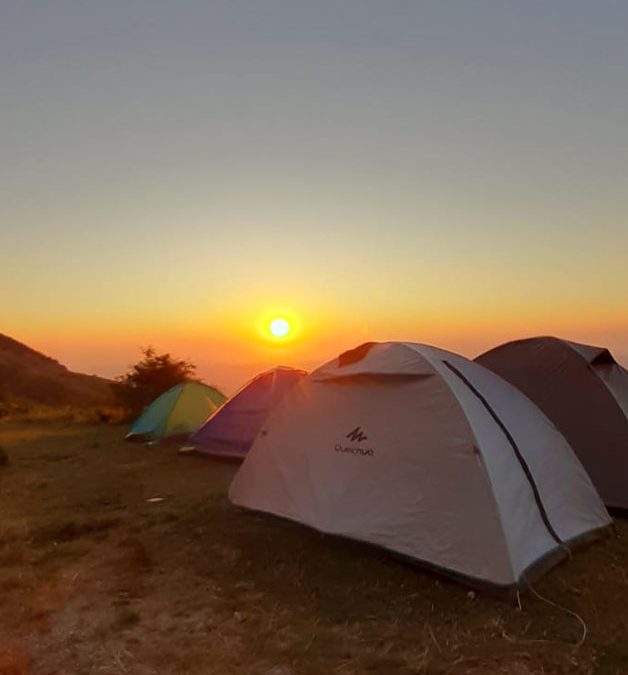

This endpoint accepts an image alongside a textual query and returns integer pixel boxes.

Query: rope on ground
[524,580,588,649]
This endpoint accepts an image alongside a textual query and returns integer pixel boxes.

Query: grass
[0,419,627,674]
[0,400,126,425]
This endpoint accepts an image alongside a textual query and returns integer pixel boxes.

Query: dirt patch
[0,644,31,675]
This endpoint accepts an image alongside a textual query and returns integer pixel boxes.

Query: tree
[113,347,197,416]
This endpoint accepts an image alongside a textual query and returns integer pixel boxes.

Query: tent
[189,366,307,459]
[229,341,610,590]
[477,336,628,510]
[126,382,226,442]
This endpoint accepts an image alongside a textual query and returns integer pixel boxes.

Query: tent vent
[591,349,616,366]
[338,342,377,367]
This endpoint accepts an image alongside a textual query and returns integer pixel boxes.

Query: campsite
[1,417,628,675]
[1,334,628,674]
[4,2,628,674]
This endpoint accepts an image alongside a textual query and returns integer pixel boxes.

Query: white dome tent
[229,342,610,589]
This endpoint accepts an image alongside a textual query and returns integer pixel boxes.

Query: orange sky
[3,3,628,392]
[8,300,628,394]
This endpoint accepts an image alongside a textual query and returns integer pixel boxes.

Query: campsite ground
[0,421,627,675]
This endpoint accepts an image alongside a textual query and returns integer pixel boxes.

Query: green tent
[126,382,226,442]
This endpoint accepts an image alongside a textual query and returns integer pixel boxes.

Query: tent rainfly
[229,341,610,590]
[189,366,307,459]
[126,382,226,442]
[477,336,628,510]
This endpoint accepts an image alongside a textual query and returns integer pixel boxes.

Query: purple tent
[189,366,307,459]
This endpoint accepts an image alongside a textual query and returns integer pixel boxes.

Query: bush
[112,347,197,417]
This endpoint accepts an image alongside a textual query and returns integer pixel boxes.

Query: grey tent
[230,342,610,590]
[477,337,628,510]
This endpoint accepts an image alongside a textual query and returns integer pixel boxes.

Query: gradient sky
[3,1,627,392]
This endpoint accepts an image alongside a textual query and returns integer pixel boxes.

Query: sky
[2,1,627,392]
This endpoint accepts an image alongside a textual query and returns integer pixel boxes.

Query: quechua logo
[346,426,368,443]
[334,427,373,457]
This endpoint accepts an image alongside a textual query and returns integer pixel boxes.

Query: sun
[257,308,300,344]
[269,317,291,338]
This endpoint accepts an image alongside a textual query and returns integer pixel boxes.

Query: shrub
[112,347,197,417]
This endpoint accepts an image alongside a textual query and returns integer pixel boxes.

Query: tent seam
[442,360,563,549]
[163,383,188,437]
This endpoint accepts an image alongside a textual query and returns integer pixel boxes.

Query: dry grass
[0,419,627,674]
[0,402,126,425]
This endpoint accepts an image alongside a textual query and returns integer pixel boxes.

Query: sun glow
[254,308,302,344]
[269,317,291,338]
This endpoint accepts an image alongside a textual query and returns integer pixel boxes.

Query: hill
[0,333,113,409]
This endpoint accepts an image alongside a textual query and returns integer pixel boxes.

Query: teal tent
[126,382,226,442]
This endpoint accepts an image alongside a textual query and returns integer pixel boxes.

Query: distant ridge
[0,333,113,408]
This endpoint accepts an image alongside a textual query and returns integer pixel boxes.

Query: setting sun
[269,317,291,338]
[253,307,303,346]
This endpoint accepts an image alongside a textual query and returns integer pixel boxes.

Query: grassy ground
[0,421,627,675]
